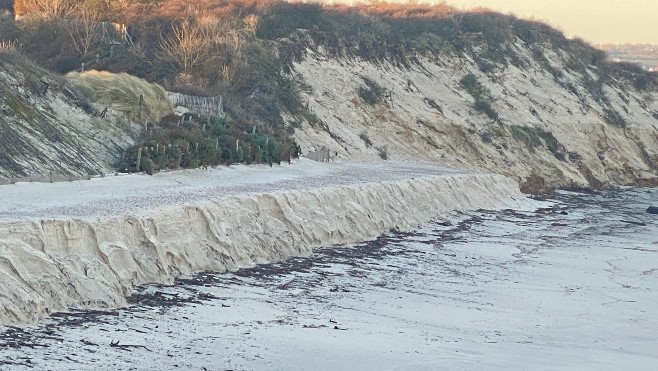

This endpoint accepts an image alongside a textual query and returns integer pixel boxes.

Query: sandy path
[0,160,467,221]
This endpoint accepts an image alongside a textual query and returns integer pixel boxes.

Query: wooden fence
[101,22,134,46]
[166,92,224,118]
[304,147,334,162]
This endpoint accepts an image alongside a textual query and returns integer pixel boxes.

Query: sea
[1,187,657,370]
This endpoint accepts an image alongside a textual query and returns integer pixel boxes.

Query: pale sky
[444,0,658,45]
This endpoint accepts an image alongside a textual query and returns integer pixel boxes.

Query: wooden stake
[138,94,144,123]
[136,147,142,172]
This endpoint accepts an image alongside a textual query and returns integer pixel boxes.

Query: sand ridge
[0,160,527,326]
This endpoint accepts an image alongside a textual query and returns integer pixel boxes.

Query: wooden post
[236,139,240,153]
[215,138,219,150]
[136,147,142,172]
[138,94,144,123]
[388,88,394,109]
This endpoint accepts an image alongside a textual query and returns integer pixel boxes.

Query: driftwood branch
[110,340,151,352]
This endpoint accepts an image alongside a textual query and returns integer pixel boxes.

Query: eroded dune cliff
[291,44,658,192]
[0,162,525,326]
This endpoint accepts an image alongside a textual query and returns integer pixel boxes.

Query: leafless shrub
[66,5,101,59]
[159,19,212,74]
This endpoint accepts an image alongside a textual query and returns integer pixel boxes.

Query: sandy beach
[2,188,656,370]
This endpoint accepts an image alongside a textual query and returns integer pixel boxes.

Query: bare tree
[159,19,211,74]
[66,5,101,59]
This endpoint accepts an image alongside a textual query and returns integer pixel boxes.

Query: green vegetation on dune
[7,0,656,101]
[508,125,564,160]
[119,115,298,174]
[460,73,498,120]
[358,77,385,106]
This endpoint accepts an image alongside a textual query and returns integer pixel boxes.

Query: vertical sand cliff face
[291,45,658,192]
[0,167,523,326]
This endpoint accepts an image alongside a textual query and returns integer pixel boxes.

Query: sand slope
[291,46,658,191]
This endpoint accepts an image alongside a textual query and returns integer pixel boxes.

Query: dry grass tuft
[66,70,173,123]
